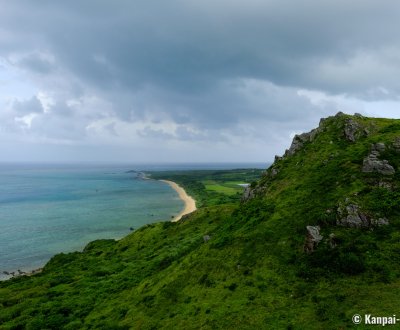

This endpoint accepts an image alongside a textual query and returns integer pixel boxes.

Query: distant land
[1,113,400,329]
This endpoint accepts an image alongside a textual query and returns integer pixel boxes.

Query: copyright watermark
[352,314,400,326]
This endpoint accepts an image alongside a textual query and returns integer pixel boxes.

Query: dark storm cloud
[3,0,400,95]
[1,0,400,162]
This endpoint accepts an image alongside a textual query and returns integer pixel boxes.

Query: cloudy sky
[1,0,400,163]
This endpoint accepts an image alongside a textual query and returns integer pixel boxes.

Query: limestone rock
[378,180,393,190]
[304,226,323,253]
[375,142,386,152]
[241,185,266,202]
[337,201,390,228]
[242,186,255,202]
[284,128,321,157]
[371,218,390,226]
[344,118,364,142]
[337,203,369,228]
[362,143,395,175]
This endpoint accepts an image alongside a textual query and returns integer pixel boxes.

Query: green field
[202,180,247,195]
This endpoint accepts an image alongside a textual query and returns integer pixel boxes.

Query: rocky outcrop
[282,111,363,158]
[371,218,390,226]
[336,201,389,228]
[378,180,394,190]
[362,143,395,175]
[343,118,368,142]
[304,226,323,253]
[241,185,266,202]
[284,128,321,157]
[242,186,254,201]
[337,203,369,228]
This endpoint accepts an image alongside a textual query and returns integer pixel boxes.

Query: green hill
[1,112,400,329]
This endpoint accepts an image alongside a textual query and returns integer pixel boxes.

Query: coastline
[160,180,197,221]
[1,176,196,281]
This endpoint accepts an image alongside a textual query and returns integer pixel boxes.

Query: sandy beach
[160,180,197,221]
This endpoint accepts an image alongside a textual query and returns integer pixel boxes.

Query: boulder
[337,203,369,228]
[362,143,395,175]
[375,142,386,152]
[304,226,323,253]
[378,180,393,190]
[337,201,390,228]
[371,218,390,226]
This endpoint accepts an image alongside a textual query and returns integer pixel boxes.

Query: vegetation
[1,113,400,329]
[148,169,264,207]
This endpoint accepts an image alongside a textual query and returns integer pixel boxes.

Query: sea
[0,162,266,280]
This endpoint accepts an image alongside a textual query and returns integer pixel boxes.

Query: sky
[1,0,400,163]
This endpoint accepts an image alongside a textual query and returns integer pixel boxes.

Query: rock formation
[343,115,370,142]
[337,201,389,228]
[284,128,321,157]
[241,185,266,202]
[304,226,323,253]
[337,203,369,228]
[362,143,395,175]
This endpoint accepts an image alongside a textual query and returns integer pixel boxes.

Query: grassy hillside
[1,113,400,329]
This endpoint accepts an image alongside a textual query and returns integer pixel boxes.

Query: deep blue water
[0,163,266,280]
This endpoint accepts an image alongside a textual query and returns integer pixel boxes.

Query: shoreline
[1,177,196,281]
[1,267,43,281]
[160,180,197,221]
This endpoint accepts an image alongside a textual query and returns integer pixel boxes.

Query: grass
[2,113,400,329]
[203,181,243,195]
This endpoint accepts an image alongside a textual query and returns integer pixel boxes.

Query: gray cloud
[1,1,400,162]
[11,52,55,75]
[3,1,400,94]
[12,96,43,114]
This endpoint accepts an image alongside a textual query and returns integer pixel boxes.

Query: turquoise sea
[0,163,265,280]
[0,164,184,280]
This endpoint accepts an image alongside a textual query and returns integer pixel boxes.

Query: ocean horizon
[0,162,266,280]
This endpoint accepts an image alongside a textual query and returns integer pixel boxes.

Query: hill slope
[1,112,400,329]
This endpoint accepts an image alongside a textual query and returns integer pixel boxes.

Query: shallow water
[0,164,183,279]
